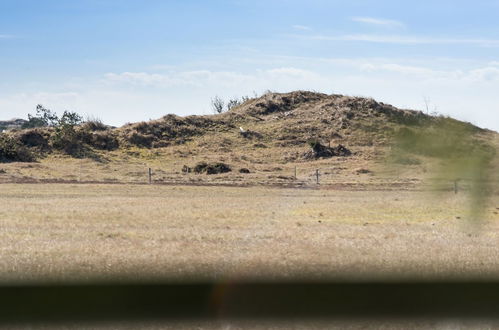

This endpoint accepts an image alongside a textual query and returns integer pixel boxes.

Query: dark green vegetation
[305,140,352,159]
[0,134,34,162]
[2,106,117,160]
[192,161,232,174]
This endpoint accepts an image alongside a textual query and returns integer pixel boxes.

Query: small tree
[51,111,83,155]
[23,104,59,128]
[227,96,250,111]
[212,95,252,113]
[211,96,225,114]
[227,98,242,111]
[59,111,83,127]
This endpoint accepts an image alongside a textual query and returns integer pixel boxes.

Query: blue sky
[1,0,499,130]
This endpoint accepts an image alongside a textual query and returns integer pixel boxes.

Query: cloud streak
[103,62,499,93]
[307,34,499,47]
[4,61,499,131]
[292,25,312,31]
[351,17,404,28]
[104,70,257,88]
[103,68,327,92]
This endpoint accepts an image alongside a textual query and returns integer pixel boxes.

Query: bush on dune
[0,134,35,162]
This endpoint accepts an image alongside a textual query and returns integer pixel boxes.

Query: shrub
[50,111,84,155]
[304,140,352,159]
[81,119,108,132]
[84,131,119,150]
[193,162,231,174]
[126,132,155,148]
[211,95,253,113]
[16,128,50,149]
[226,98,240,111]
[193,162,209,173]
[0,134,35,162]
[227,96,250,111]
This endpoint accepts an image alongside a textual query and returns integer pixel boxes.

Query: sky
[1,0,499,130]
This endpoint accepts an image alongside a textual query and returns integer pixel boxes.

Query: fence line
[137,165,494,192]
[8,162,495,191]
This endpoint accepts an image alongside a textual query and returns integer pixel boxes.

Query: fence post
[294,166,297,180]
[79,162,82,183]
[316,169,320,184]
[454,180,458,194]
[148,168,152,184]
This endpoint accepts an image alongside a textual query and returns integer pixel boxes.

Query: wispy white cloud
[104,61,499,92]
[4,59,499,130]
[266,67,316,77]
[104,72,179,86]
[351,17,405,28]
[307,34,499,47]
[104,70,256,88]
[103,68,326,91]
[468,66,499,81]
[349,61,499,83]
[0,34,15,39]
[292,25,312,31]
[361,63,440,76]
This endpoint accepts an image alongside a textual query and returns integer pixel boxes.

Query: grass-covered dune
[0,91,497,190]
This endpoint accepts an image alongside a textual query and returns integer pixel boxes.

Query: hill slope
[0,91,497,187]
[118,91,444,148]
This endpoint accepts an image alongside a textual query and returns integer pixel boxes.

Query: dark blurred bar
[3,281,499,323]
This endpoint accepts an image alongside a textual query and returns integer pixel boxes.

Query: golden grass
[0,183,498,283]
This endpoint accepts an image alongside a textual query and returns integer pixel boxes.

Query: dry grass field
[1,183,498,283]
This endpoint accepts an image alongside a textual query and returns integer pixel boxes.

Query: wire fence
[2,161,496,194]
